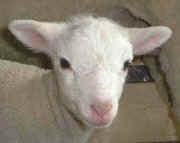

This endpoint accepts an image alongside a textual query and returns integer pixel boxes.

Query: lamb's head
[8,15,172,128]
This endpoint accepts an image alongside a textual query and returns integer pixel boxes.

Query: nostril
[91,103,112,118]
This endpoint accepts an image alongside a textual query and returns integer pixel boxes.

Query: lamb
[0,15,172,143]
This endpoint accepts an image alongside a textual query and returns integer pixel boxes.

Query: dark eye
[60,57,71,69]
[123,60,131,71]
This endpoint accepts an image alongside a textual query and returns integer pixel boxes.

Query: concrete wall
[1,0,180,137]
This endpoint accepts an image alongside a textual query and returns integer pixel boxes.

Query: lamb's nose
[91,102,112,118]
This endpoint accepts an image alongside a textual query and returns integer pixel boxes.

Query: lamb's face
[8,15,172,128]
[53,20,133,127]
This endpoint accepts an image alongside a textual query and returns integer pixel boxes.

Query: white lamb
[0,15,172,143]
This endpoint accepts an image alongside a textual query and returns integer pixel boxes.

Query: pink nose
[91,102,112,118]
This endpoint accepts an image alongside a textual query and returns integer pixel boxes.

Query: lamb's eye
[123,60,131,71]
[60,58,71,69]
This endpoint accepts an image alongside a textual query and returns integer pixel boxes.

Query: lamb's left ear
[128,26,172,56]
[8,20,64,55]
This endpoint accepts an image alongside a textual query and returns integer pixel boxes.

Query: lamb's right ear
[8,20,64,55]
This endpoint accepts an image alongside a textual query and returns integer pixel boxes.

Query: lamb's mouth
[83,117,113,128]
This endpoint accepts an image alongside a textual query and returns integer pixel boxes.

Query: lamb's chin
[83,119,112,128]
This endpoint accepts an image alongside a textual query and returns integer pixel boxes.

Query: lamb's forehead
[57,16,133,72]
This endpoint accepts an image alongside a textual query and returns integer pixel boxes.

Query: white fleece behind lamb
[0,15,172,143]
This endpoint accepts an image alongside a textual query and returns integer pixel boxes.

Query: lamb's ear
[8,20,63,55]
[128,26,172,56]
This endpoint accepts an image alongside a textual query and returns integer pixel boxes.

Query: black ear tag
[126,65,154,83]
